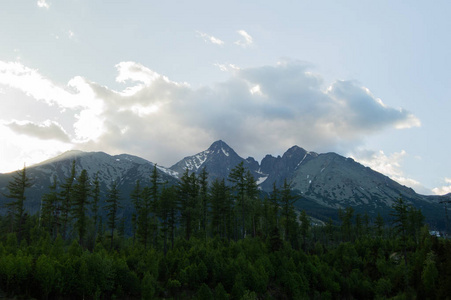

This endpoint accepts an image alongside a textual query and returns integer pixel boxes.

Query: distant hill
[0,141,449,229]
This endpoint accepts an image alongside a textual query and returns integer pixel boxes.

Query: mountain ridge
[0,140,448,229]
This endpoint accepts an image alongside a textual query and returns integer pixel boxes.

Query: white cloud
[350,149,427,193]
[0,59,420,175]
[213,63,241,72]
[432,178,451,195]
[235,30,253,48]
[37,0,50,9]
[196,31,225,46]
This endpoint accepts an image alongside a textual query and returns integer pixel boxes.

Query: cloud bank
[0,60,419,171]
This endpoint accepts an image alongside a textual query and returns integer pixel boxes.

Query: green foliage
[2,165,32,240]
[1,164,450,299]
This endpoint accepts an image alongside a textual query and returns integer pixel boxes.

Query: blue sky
[0,0,450,195]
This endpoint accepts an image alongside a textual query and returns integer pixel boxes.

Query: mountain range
[0,140,449,229]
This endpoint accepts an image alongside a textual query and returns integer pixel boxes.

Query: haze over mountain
[0,140,448,229]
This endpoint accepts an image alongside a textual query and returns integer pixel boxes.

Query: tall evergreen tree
[40,176,60,238]
[375,212,385,237]
[159,185,178,254]
[339,206,354,241]
[91,172,101,236]
[130,180,142,245]
[279,179,298,242]
[149,164,160,246]
[72,169,90,246]
[198,167,209,239]
[2,165,32,240]
[245,170,259,237]
[299,210,310,250]
[269,182,280,229]
[228,162,247,239]
[178,169,199,240]
[59,160,76,239]
[390,197,409,265]
[105,180,121,250]
[210,178,232,239]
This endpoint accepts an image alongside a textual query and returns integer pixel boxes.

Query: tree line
[0,162,450,299]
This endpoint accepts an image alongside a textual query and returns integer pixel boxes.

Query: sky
[0,0,450,195]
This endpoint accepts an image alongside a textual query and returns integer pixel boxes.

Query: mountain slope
[0,141,448,229]
[0,150,178,215]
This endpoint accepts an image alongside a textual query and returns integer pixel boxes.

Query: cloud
[0,59,420,173]
[213,63,241,72]
[350,149,429,194]
[235,30,253,48]
[196,31,225,46]
[432,178,451,195]
[0,61,91,109]
[6,120,70,142]
[37,0,50,9]
[74,60,419,167]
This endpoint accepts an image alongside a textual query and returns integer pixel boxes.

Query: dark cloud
[7,121,70,143]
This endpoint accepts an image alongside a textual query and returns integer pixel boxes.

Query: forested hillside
[0,163,450,299]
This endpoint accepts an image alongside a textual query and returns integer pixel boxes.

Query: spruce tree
[159,185,178,254]
[198,167,209,239]
[40,176,59,238]
[72,169,90,246]
[210,178,231,239]
[280,179,298,242]
[390,197,409,265]
[130,180,142,245]
[2,165,32,240]
[105,180,121,250]
[228,162,247,239]
[178,169,198,240]
[91,172,101,236]
[299,210,310,250]
[59,160,76,239]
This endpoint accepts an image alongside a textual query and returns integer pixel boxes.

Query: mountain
[169,140,266,183]
[0,140,448,229]
[168,141,446,227]
[0,150,179,216]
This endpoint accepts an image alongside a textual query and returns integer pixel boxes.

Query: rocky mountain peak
[207,140,236,157]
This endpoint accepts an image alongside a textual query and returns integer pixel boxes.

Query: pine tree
[280,179,298,242]
[299,210,310,250]
[269,181,280,229]
[130,180,142,245]
[339,206,354,241]
[159,185,178,254]
[210,178,232,239]
[228,162,247,239]
[72,169,90,246]
[198,167,209,239]
[390,197,409,265]
[178,169,198,240]
[245,170,260,237]
[105,181,121,250]
[149,164,160,247]
[59,160,76,239]
[375,212,385,237]
[91,172,101,236]
[2,165,32,240]
[40,176,59,238]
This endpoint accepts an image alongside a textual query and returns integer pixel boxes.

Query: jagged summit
[207,140,238,158]
[0,140,446,230]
